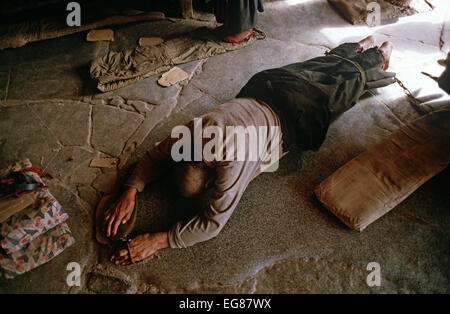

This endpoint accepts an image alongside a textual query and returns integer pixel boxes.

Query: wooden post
[179,0,194,19]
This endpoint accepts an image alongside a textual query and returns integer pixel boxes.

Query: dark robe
[208,0,264,34]
[438,55,450,95]
[237,43,387,151]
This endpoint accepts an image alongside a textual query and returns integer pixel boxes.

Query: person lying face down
[105,36,396,266]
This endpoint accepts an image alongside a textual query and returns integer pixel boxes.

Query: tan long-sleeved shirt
[125,97,283,248]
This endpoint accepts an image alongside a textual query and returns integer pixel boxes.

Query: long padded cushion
[315,106,450,231]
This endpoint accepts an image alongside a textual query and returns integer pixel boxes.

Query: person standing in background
[208,0,264,43]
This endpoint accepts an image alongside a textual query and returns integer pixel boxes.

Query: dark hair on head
[171,162,214,198]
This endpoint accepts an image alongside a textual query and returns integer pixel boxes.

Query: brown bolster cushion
[315,106,450,231]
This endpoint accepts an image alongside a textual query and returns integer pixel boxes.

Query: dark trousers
[237,43,384,151]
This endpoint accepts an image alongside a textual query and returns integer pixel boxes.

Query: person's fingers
[380,77,395,87]
[410,88,422,98]
[366,68,396,85]
[366,77,396,89]
[383,71,396,78]
[416,93,444,103]
[117,249,128,258]
[123,207,133,224]
[110,251,120,262]
[116,247,132,264]
[109,202,128,236]
[103,214,112,234]
[115,254,129,265]
[112,213,124,236]
[103,206,113,221]
[373,69,396,79]
[366,68,383,80]
[119,259,132,266]
[106,214,117,237]
[103,200,119,227]
[103,211,113,226]
[111,248,128,262]
[421,99,450,107]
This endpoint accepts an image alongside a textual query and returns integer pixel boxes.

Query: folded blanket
[90,27,266,92]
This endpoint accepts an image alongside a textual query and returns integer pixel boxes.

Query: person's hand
[111,232,169,266]
[103,187,137,237]
[365,67,396,90]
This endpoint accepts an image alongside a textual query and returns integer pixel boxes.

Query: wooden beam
[179,0,194,18]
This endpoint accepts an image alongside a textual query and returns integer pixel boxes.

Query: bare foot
[357,35,375,52]
[378,41,394,70]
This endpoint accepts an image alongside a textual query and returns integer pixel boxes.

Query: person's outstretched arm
[103,136,175,238]
[124,136,174,192]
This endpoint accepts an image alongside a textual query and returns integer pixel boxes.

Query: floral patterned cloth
[0,159,75,279]
[0,159,69,254]
[0,222,75,279]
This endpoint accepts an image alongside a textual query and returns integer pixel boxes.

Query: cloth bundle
[90,26,266,92]
[327,0,433,25]
[0,159,75,279]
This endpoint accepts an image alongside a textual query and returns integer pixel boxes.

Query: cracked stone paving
[0,0,449,293]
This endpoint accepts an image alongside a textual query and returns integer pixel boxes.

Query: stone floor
[0,0,449,293]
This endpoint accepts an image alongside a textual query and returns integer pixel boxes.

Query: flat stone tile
[92,170,119,194]
[94,75,180,107]
[87,272,136,294]
[5,32,109,100]
[249,257,397,293]
[258,0,345,48]
[174,82,205,114]
[77,185,100,208]
[91,105,144,157]
[45,146,96,180]
[8,32,109,68]
[28,102,91,146]
[7,62,85,100]
[93,60,205,106]
[66,161,102,186]
[0,104,60,170]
